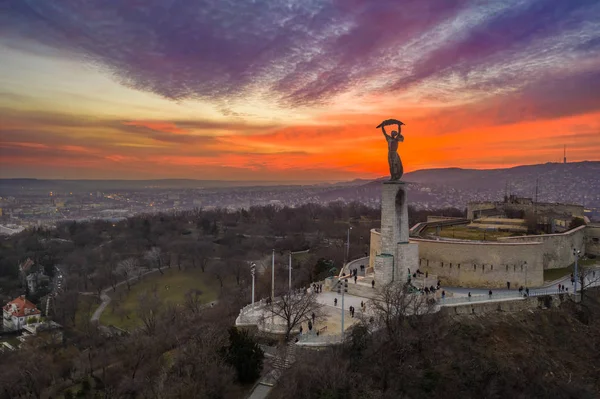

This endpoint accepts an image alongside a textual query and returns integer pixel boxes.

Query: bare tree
[268,289,323,341]
[145,247,165,275]
[137,287,162,336]
[363,282,440,392]
[209,260,226,290]
[118,257,140,291]
[184,288,204,314]
[370,282,436,345]
[578,263,600,303]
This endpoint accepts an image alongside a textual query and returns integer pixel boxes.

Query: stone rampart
[498,225,586,269]
[467,201,584,221]
[585,224,600,257]
[410,237,544,288]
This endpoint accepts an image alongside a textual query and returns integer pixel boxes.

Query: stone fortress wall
[410,237,544,288]
[369,221,595,288]
[585,224,600,257]
[467,199,585,220]
[497,225,586,269]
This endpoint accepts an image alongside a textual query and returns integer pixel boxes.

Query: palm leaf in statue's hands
[376,119,405,128]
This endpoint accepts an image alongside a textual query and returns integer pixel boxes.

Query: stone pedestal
[375,181,419,286]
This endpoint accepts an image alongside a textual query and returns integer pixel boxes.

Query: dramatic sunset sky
[1,0,599,181]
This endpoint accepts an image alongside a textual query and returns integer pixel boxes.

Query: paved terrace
[236,266,600,346]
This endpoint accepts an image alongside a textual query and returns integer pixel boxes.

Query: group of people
[345,267,359,283]
[299,312,320,336]
[311,283,323,293]
[557,284,569,293]
[412,269,429,279]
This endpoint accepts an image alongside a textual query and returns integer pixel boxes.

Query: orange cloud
[123,121,188,135]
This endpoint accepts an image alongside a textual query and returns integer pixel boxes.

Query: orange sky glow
[1,1,599,181]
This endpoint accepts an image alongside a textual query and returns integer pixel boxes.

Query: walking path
[90,269,159,323]
[443,266,600,301]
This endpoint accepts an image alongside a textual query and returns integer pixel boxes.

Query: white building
[26,271,49,294]
[3,296,41,331]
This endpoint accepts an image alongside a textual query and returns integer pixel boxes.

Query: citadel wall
[410,237,544,288]
[467,201,584,220]
[584,224,600,257]
[497,225,586,269]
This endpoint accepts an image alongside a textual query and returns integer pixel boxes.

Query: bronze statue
[377,119,405,181]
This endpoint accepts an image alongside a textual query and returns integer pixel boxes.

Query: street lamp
[250,263,256,307]
[524,261,527,288]
[346,226,353,265]
[336,278,348,339]
[573,248,581,293]
[288,251,292,292]
[271,249,275,302]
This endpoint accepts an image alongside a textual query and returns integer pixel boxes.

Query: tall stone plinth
[375,181,419,286]
[374,243,419,286]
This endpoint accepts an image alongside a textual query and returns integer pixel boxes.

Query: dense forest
[0,202,466,398]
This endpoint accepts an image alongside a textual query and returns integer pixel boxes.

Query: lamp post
[288,251,292,292]
[573,248,581,293]
[250,263,256,307]
[271,249,275,302]
[524,261,527,288]
[336,278,348,339]
[346,226,353,265]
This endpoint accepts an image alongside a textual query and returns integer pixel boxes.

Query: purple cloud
[1,0,599,107]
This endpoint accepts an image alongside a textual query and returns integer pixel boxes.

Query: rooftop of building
[3,295,41,318]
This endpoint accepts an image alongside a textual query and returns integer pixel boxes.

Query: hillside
[405,161,600,194]
[273,290,600,398]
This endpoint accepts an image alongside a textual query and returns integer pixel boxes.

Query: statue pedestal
[374,181,419,286]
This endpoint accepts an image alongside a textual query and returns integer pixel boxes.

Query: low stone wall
[498,225,586,269]
[440,293,572,316]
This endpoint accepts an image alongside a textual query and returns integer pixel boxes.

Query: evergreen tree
[222,327,264,384]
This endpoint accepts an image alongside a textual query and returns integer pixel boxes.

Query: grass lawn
[75,294,100,328]
[0,336,21,349]
[423,226,515,241]
[100,268,219,330]
[543,259,599,282]
[544,266,572,282]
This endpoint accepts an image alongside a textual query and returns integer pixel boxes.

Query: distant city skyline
[1,1,599,180]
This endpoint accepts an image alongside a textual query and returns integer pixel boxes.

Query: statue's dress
[387,137,403,181]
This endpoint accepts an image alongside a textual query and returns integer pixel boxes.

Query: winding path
[89,269,159,323]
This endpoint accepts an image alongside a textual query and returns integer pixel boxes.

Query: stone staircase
[272,342,297,370]
[346,279,378,298]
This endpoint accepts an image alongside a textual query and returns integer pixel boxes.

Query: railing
[297,331,343,345]
[437,287,574,306]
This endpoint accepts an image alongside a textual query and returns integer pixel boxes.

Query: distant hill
[317,162,600,211]
[0,178,324,192]
[403,161,600,192]
[1,162,599,213]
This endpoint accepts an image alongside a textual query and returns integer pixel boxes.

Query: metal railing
[297,331,343,345]
[437,287,578,306]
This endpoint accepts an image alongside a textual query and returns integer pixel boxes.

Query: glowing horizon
[1,0,599,181]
